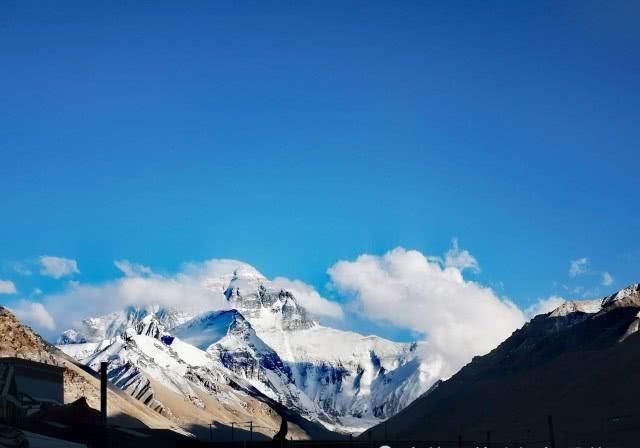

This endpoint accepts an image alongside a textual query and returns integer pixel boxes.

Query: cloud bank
[328,247,526,378]
[11,300,56,331]
[34,259,343,337]
[40,266,230,335]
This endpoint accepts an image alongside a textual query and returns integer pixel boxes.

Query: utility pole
[100,362,109,448]
[209,423,213,442]
[250,420,253,442]
[547,415,557,448]
[100,362,108,428]
[231,422,235,442]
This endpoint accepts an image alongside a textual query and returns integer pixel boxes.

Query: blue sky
[1,1,639,341]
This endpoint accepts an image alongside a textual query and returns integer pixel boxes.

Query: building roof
[0,357,64,373]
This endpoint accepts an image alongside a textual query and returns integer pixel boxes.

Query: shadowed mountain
[363,284,640,448]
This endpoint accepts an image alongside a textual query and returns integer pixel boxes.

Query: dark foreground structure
[0,357,64,424]
[176,438,563,448]
[0,357,192,447]
[2,350,636,447]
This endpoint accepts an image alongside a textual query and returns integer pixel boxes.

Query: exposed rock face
[0,306,60,366]
[224,282,316,331]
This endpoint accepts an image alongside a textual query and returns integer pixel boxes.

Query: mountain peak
[231,265,266,282]
[224,283,316,331]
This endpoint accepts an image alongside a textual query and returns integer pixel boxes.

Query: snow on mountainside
[174,309,326,420]
[547,284,640,318]
[601,283,640,309]
[548,299,602,317]
[57,304,196,344]
[57,264,433,433]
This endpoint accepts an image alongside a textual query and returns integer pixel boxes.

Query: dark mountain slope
[364,285,640,447]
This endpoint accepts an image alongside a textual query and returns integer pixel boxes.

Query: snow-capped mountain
[211,267,430,427]
[57,264,432,433]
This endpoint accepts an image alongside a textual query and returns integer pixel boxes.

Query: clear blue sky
[1,1,639,339]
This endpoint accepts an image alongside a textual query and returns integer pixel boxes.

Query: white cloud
[525,295,566,318]
[39,256,80,279]
[114,260,153,277]
[11,301,56,331]
[271,277,344,320]
[569,257,589,277]
[0,280,17,294]
[11,262,32,276]
[328,247,526,379]
[443,238,480,273]
[602,272,614,286]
